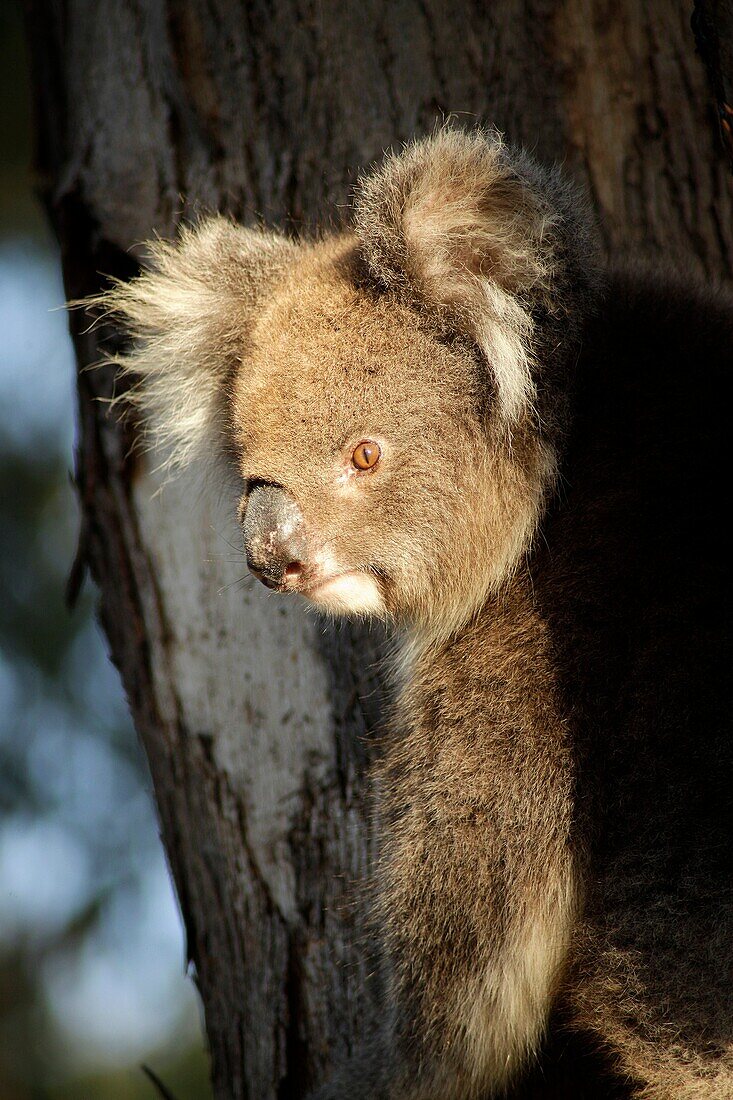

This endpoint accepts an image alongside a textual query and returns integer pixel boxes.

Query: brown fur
[93,128,733,1098]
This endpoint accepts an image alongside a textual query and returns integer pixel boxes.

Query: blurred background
[0,6,211,1097]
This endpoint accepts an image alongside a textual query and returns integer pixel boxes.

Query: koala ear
[93,217,295,471]
[353,128,565,423]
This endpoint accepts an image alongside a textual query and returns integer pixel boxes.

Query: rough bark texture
[26,3,732,1099]
[693,0,733,169]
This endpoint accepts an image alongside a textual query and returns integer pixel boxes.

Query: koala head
[101,128,599,641]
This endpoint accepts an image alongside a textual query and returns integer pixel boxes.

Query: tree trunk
[692,0,733,170]
[26,3,732,1098]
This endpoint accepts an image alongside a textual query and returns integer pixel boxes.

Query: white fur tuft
[89,218,295,473]
[454,866,577,1092]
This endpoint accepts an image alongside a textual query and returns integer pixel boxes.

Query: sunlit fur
[374,599,580,1099]
[226,237,567,647]
[354,128,562,424]
[96,130,595,649]
[308,569,385,616]
[91,127,733,1098]
[89,219,296,473]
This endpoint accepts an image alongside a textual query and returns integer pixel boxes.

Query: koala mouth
[301,568,386,616]
[304,568,355,593]
[246,536,387,616]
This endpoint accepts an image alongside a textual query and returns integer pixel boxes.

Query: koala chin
[307,566,385,617]
[97,128,733,1098]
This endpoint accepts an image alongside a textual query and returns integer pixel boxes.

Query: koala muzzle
[242,484,307,590]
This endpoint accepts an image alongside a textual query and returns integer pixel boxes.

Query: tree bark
[26,3,732,1098]
[692,0,733,170]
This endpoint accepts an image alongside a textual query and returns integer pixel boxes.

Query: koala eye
[351,440,381,471]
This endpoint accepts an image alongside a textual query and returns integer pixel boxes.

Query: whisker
[217,575,254,596]
[203,557,252,565]
[211,524,246,555]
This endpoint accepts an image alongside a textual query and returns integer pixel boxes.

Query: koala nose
[242,484,307,590]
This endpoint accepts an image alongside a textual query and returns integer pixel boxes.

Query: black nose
[242,485,306,589]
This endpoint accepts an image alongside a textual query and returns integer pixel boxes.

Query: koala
[97,128,733,1098]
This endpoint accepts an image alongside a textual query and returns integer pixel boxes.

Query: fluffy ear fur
[353,128,584,424]
[92,217,295,470]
